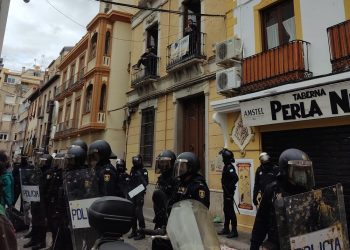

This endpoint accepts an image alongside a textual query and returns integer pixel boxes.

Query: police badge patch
[104,174,110,182]
[199,190,205,199]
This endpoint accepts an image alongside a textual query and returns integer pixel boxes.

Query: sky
[2,0,99,71]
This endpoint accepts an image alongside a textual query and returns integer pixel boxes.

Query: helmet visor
[34,152,44,165]
[65,154,76,169]
[88,152,100,168]
[38,157,48,168]
[155,156,172,174]
[132,156,142,167]
[174,159,189,178]
[52,156,65,169]
[288,160,315,190]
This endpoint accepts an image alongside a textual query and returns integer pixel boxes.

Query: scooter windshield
[167,199,221,250]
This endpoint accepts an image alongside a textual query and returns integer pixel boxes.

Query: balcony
[97,112,105,123]
[131,57,159,88]
[242,40,312,94]
[328,19,350,73]
[166,32,206,72]
[55,68,85,99]
[54,119,78,139]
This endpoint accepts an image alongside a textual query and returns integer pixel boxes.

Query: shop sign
[240,82,350,126]
[231,114,253,150]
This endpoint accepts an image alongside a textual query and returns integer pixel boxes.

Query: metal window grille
[140,107,155,167]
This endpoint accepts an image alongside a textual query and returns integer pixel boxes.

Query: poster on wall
[234,159,256,216]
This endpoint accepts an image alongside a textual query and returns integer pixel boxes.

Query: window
[99,84,107,111]
[5,95,15,104]
[140,107,155,167]
[14,133,17,141]
[0,133,8,141]
[4,75,16,84]
[89,33,98,60]
[85,84,93,113]
[182,0,201,36]
[262,0,295,50]
[2,115,12,122]
[146,24,158,54]
[65,103,71,122]
[104,31,111,55]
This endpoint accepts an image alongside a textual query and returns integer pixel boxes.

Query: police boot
[128,230,137,239]
[218,226,230,235]
[226,229,238,238]
[134,230,145,240]
[31,242,46,250]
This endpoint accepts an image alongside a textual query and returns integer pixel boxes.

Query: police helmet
[219,148,235,164]
[116,159,126,172]
[155,150,176,174]
[259,152,271,164]
[71,139,88,153]
[174,152,200,178]
[278,148,315,191]
[34,148,45,165]
[66,146,86,170]
[38,154,53,168]
[132,154,143,168]
[88,140,115,167]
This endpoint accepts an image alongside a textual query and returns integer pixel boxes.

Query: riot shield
[64,168,99,250]
[275,184,349,250]
[19,168,41,225]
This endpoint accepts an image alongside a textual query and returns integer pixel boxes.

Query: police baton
[233,199,240,215]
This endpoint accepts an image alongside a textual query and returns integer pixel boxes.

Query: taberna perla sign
[240,82,350,127]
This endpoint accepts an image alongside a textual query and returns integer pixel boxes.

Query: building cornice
[87,10,133,31]
[58,35,89,70]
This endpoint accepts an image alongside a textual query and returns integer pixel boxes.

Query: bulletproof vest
[130,167,148,189]
[173,174,210,208]
[221,163,238,195]
[256,164,278,194]
[156,171,175,197]
[96,163,120,197]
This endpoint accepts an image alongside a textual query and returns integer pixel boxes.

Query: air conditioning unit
[216,67,241,93]
[216,38,242,65]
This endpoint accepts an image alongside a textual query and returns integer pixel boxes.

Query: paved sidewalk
[143,207,251,250]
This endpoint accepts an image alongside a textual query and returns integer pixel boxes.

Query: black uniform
[95,163,121,197]
[153,171,177,228]
[129,166,148,233]
[221,162,238,232]
[48,168,73,250]
[153,173,210,250]
[116,170,131,198]
[250,148,314,250]
[253,163,278,206]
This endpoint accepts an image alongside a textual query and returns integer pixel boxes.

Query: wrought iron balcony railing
[242,40,312,93]
[166,32,206,71]
[328,19,350,73]
[131,57,160,87]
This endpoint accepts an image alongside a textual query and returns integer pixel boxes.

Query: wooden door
[182,95,205,176]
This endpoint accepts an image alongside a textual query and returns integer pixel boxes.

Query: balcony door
[262,0,295,50]
[74,98,81,129]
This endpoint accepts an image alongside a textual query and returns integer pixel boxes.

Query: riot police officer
[152,152,210,250]
[153,150,177,229]
[253,152,279,207]
[71,138,88,153]
[46,153,68,250]
[250,148,315,250]
[115,158,130,198]
[88,140,120,196]
[24,151,52,249]
[218,148,239,238]
[128,154,148,240]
